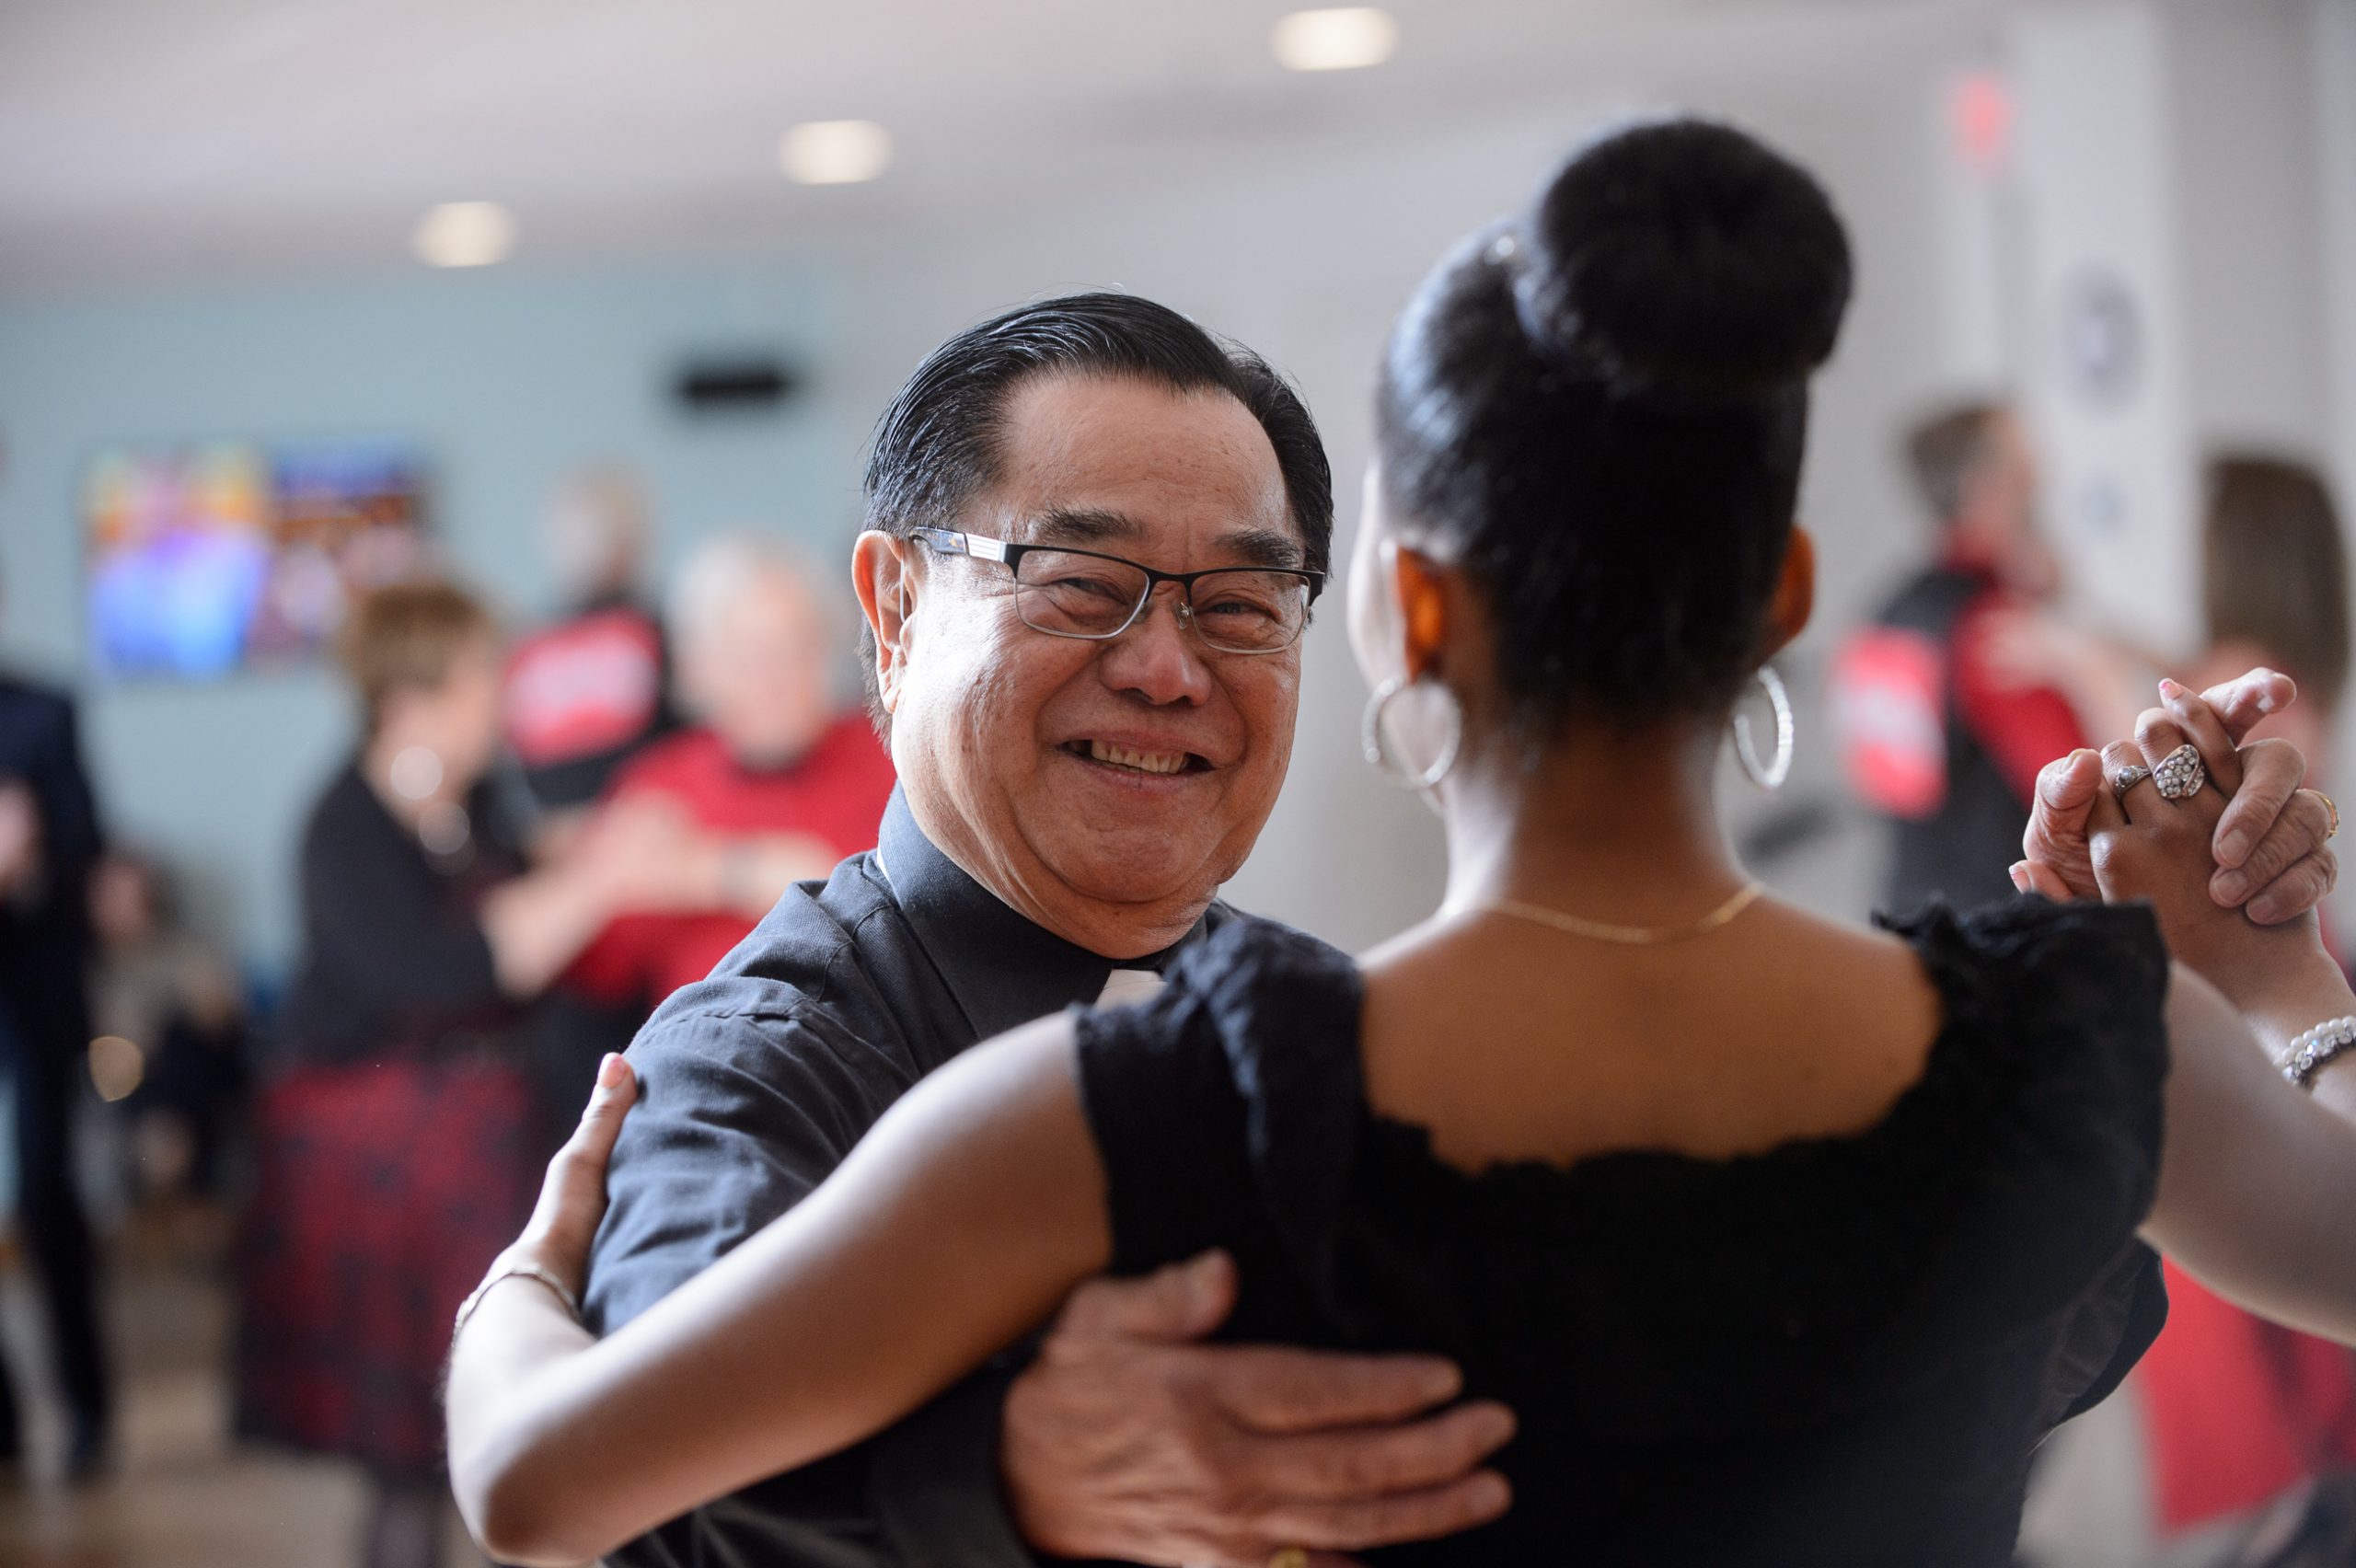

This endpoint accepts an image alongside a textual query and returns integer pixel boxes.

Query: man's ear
[851,531,918,714]
[1391,543,1452,684]
[1763,525,1817,657]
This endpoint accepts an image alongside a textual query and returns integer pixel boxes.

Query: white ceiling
[0,0,2012,298]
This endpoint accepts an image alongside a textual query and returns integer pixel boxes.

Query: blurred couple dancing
[443,118,2356,1567]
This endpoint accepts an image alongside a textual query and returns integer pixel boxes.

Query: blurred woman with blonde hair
[239,581,686,1568]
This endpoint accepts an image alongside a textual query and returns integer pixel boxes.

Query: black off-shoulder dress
[1073,900,2174,1566]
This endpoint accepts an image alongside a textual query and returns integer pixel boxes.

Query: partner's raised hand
[2016,668,2336,923]
[1003,1251,1515,1568]
[2134,680,2338,917]
[2084,740,2344,1029]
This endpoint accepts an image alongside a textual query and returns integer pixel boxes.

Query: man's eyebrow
[1216,526,1310,571]
[1020,511,1309,571]
[1019,508,1141,547]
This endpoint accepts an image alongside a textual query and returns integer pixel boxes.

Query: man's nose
[1099,587,1214,706]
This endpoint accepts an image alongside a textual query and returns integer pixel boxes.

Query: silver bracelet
[2279,1016,2356,1091]
[452,1260,582,1344]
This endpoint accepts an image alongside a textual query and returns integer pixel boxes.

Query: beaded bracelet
[2279,1016,2356,1091]
[452,1260,582,1344]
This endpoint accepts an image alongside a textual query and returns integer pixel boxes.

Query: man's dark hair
[858,293,1334,726]
[1904,401,2004,528]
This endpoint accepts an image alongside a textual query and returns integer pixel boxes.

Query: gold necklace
[1457,881,1768,946]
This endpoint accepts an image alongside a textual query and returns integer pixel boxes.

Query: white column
[2007,0,2199,653]
[2167,0,2330,451]
[2317,0,2356,521]
[2006,0,2339,657]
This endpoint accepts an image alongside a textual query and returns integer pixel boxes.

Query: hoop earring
[1362,674,1462,792]
[1732,664,1795,791]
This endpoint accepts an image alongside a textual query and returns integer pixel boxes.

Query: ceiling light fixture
[1272,7,1398,72]
[778,120,894,185]
[411,202,516,268]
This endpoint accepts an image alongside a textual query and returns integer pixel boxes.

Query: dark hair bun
[1510,117,1853,407]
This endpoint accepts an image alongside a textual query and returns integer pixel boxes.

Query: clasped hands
[2007,667,2336,925]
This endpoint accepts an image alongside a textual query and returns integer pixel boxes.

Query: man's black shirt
[586,786,1235,1567]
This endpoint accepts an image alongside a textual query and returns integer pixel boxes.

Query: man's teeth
[1086,740,1188,775]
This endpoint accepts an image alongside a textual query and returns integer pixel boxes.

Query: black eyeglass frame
[910,525,1325,655]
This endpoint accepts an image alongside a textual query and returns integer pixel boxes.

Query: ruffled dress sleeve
[1071,918,1367,1333]
[1881,897,2174,1417]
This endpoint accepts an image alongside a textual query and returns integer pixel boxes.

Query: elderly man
[564,535,895,1014]
[583,293,2337,1568]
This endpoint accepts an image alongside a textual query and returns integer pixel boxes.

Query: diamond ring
[2154,743,2206,801]
[2111,764,2152,800]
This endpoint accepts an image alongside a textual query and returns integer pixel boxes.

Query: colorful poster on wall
[81,439,431,679]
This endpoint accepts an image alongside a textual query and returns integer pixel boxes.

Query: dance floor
[0,1224,482,1568]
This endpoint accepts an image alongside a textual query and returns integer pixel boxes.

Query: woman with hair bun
[448,121,2356,1566]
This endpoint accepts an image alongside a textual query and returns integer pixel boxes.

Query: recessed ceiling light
[1272,7,1398,72]
[411,202,516,268]
[778,120,894,185]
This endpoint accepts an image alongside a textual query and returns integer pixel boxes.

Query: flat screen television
[82,439,431,679]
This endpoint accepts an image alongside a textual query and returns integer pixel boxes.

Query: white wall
[2310,0,2356,813]
[2320,0,2356,537]
[2010,0,2201,654]
[2003,0,2343,664]
[2170,0,2331,452]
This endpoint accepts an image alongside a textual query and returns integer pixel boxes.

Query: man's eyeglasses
[911,527,1323,656]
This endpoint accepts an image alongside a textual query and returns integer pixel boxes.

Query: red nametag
[1830,627,1947,819]
[502,609,663,767]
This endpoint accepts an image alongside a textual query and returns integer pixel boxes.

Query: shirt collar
[876,786,1208,1042]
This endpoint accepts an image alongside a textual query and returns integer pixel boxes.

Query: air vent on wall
[673,356,802,414]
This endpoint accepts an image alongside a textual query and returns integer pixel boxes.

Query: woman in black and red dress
[238,582,686,1568]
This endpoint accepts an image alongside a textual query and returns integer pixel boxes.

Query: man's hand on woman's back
[1002,1250,1516,1568]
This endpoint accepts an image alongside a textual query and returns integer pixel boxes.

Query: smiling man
[870,372,1312,961]
[582,295,1518,1568]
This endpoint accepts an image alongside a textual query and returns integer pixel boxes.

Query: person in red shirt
[502,466,676,826]
[1831,401,2148,915]
[565,536,896,1012]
